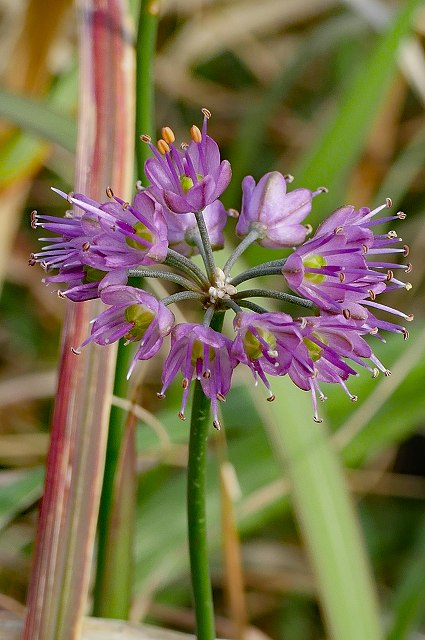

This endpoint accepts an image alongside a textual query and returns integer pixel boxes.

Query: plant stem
[194,210,216,282]
[229,260,286,286]
[187,312,224,640]
[161,290,204,306]
[165,248,209,288]
[223,228,260,276]
[135,0,159,182]
[234,288,315,309]
[128,268,202,292]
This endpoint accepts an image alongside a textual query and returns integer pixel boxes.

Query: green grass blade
[0,89,76,152]
[294,0,422,224]
[0,468,44,531]
[261,376,384,640]
[387,515,425,640]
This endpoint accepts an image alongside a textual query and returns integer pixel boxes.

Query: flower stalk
[187,312,224,640]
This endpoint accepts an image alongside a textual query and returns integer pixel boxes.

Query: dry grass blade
[22,1,135,638]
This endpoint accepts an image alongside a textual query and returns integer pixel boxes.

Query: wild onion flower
[236,171,325,248]
[158,324,233,430]
[142,109,232,214]
[79,285,175,378]
[31,109,413,425]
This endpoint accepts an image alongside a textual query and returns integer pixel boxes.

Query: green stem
[165,249,209,288]
[194,210,216,282]
[135,0,159,182]
[223,228,260,276]
[187,312,224,640]
[229,260,286,286]
[128,268,202,292]
[93,337,134,617]
[161,290,204,306]
[234,288,315,309]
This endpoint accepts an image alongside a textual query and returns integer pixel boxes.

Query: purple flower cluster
[31,110,413,427]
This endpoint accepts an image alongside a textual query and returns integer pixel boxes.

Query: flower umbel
[31,109,413,425]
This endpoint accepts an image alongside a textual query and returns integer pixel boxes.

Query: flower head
[143,109,232,214]
[159,323,234,429]
[236,172,323,248]
[80,285,175,378]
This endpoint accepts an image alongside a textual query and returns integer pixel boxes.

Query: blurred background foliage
[0,0,425,638]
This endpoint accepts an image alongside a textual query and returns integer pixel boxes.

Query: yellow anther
[157,139,170,155]
[190,125,202,144]
[161,127,175,143]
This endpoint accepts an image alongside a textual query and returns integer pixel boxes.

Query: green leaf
[294,0,422,224]
[0,467,44,531]
[0,89,76,153]
[387,515,425,640]
[261,376,384,640]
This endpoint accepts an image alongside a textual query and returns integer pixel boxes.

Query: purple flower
[163,199,229,257]
[158,323,234,429]
[236,172,323,248]
[143,110,232,214]
[289,314,392,421]
[29,208,93,272]
[80,285,175,378]
[65,189,169,269]
[231,311,314,399]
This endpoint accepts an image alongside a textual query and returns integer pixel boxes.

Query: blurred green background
[0,0,425,638]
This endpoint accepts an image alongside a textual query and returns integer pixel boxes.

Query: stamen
[30,210,38,229]
[405,263,412,273]
[28,255,36,266]
[180,142,189,150]
[339,272,345,283]
[405,282,412,291]
[343,309,351,319]
[203,370,211,379]
[182,378,189,389]
[313,416,323,423]
[284,174,294,183]
[217,393,226,402]
[201,107,211,119]
[402,329,409,340]
[71,347,81,355]
[106,186,114,198]
[161,127,175,143]
[157,392,165,399]
[140,134,151,143]
[82,242,90,251]
[387,230,398,238]
[403,245,410,257]
[213,419,221,431]
[368,289,376,301]
[397,211,407,219]
[384,369,392,377]
[386,270,393,281]
[350,394,358,402]
[190,125,202,143]
[372,368,379,378]
[157,139,170,154]
[386,197,393,208]
[266,394,276,402]
[228,208,239,218]
[178,411,186,421]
